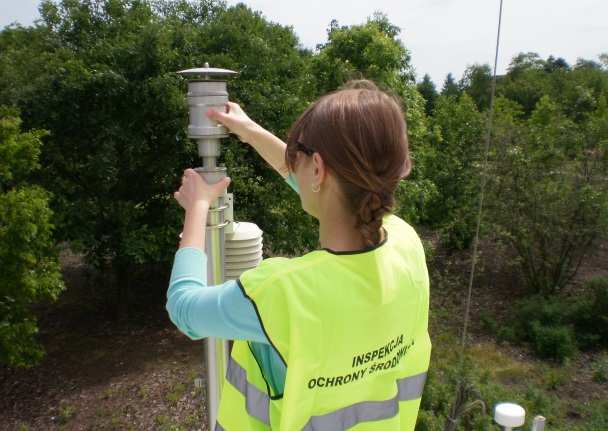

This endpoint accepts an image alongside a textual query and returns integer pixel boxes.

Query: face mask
[286,171,300,194]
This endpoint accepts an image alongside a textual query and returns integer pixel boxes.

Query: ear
[312,152,326,185]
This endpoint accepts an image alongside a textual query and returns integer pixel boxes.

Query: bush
[420,94,484,250]
[530,322,577,362]
[415,410,443,431]
[504,277,608,361]
[486,95,608,295]
[0,108,65,367]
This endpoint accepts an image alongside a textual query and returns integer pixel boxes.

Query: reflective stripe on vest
[302,371,427,431]
[226,356,270,425]
[225,349,427,431]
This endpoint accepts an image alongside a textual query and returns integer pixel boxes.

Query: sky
[1,0,606,87]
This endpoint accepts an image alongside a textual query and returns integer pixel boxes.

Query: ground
[0,237,607,430]
[1,323,205,431]
[0,247,208,431]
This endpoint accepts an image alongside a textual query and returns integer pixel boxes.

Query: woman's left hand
[174,168,231,211]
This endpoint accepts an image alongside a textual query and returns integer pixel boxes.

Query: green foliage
[412,333,608,430]
[394,177,438,227]
[500,52,608,118]
[529,322,577,362]
[193,2,318,254]
[592,353,608,383]
[0,109,65,367]
[311,12,427,143]
[420,93,484,249]
[0,0,316,277]
[313,12,413,92]
[586,401,608,430]
[459,64,493,111]
[417,74,438,116]
[441,73,461,98]
[415,353,564,431]
[504,277,608,361]
[487,91,608,294]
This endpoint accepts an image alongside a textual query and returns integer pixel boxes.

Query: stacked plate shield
[224,221,263,280]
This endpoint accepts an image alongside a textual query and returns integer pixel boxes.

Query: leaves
[0,110,65,367]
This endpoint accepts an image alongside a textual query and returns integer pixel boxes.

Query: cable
[445,2,505,429]
[460,0,504,350]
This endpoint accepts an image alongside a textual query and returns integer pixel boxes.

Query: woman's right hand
[206,101,260,144]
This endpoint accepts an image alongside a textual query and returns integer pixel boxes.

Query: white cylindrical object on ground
[494,402,525,430]
[531,415,546,431]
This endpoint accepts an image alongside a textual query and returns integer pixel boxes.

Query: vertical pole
[196,165,229,431]
[178,65,237,429]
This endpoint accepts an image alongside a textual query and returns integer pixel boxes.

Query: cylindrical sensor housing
[186,80,230,139]
[177,64,238,162]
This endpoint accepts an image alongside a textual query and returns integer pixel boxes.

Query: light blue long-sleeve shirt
[166,247,268,342]
[166,171,299,394]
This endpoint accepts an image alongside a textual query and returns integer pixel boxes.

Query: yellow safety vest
[216,213,431,430]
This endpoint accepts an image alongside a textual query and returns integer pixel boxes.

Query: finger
[209,110,232,129]
[206,107,218,119]
[226,101,240,111]
[212,177,230,194]
[219,177,231,189]
[207,106,228,121]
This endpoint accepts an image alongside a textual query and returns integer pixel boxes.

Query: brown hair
[285,79,412,247]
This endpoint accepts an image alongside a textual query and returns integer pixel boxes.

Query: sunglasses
[295,140,315,157]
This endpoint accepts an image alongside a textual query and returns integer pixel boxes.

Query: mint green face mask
[286,171,300,194]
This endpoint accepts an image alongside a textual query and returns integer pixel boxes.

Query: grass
[57,403,77,425]
[592,353,608,383]
[99,385,119,400]
[182,412,203,428]
[419,324,605,430]
[137,384,150,400]
[108,414,133,431]
[165,382,187,407]
[154,414,185,431]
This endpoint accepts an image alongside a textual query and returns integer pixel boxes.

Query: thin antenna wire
[460,0,505,349]
[446,4,505,428]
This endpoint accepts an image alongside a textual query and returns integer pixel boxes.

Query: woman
[167,79,431,430]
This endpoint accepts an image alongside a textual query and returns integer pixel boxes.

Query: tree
[423,93,484,248]
[0,108,65,367]
[507,52,545,77]
[499,53,550,116]
[312,12,426,142]
[441,73,460,97]
[543,55,570,73]
[459,64,492,111]
[417,74,438,116]
[486,95,608,294]
[499,52,608,120]
[0,0,316,316]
